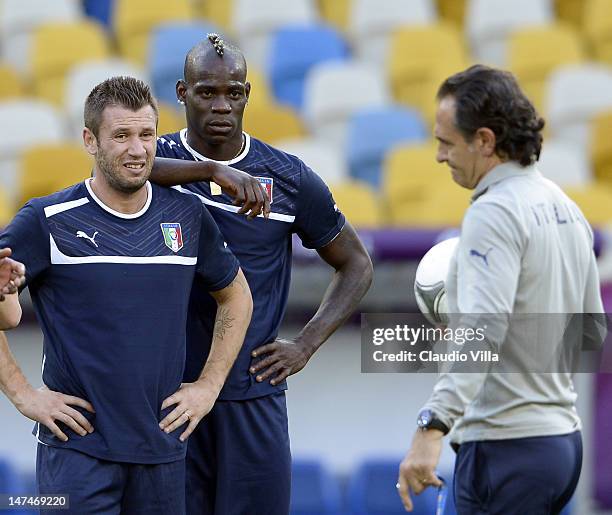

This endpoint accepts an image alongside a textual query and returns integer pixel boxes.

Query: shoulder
[26,181,89,214]
[248,136,307,180]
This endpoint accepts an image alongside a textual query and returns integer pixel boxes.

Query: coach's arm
[159,268,252,442]
[151,158,270,219]
[250,223,373,384]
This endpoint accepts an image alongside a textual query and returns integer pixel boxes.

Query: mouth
[207,120,233,134]
[123,162,146,174]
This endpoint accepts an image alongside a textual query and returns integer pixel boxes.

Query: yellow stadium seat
[329,180,382,228]
[114,0,193,64]
[584,0,612,65]
[194,0,234,33]
[509,24,584,113]
[19,143,93,206]
[389,24,468,117]
[591,111,612,184]
[0,65,24,100]
[245,68,274,109]
[0,187,15,227]
[419,181,472,227]
[565,184,612,226]
[158,103,186,136]
[243,103,306,143]
[436,0,467,27]
[383,141,468,226]
[555,0,585,27]
[318,0,352,31]
[31,21,110,105]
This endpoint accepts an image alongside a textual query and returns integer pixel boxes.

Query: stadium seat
[277,138,348,185]
[346,106,429,188]
[591,111,612,184]
[113,0,193,65]
[436,0,467,27]
[466,0,554,66]
[508,24,585,113]
[347,459,444,514]
[383,141,468,226]
[31,21,111,105]
[349,0,437,65]
[388,23,468,115]
[0,187,15,227]
[268,24,349,110]
[83,0,114,28]
[158,103,186,137]
[555,0,584,27]
[536,140,592,187]
[318,0,352,31]
[235,69,270,112]
[584,0,612,65]
[545,64,612,153]
[0,0,81,74]
[0,100,66,200]
[64,59,149,138]
[19,143,93,206]
[290,458,343,515]
[0,65,24,100]
[564,184,612,226]
[149,21,219,106]
[330,181,382,228]
[303,61,390,147]
[233,0,318,69]
[194,0,234,33]
[244,103,306,143]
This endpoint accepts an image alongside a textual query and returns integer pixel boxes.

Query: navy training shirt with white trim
[156,130,345,400]
[0,180,239,464]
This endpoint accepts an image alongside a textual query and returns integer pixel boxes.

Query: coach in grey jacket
[397,65,606,515]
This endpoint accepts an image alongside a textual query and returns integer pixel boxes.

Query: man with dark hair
[397,65,604,514]
[0,76,253,514]
[153,34,373,514]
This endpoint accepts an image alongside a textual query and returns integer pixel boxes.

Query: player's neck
[186,130,245,162]
[89,175,149,215]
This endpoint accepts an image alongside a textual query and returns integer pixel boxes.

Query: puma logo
[470,247,493,266]
[76,230,99,248]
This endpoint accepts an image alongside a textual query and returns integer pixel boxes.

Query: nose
[436,148,446,163]
[127,135,147,158]
[211,95,231,113]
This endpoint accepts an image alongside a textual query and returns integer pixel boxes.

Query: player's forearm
[0,331,32,409]
[0,294,22,330]
[297,253,373,353]
[198,270,253,393]
[151,157,218,186]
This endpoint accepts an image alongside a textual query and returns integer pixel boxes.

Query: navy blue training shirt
[156,130,345,399]
[0,180,239,464]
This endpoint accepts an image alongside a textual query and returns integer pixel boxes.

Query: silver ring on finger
[183,410,192,420]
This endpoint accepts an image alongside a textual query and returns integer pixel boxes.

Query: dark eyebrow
[436,135,452,145]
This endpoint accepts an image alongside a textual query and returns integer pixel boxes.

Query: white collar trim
[179,128,251,165]
[85,178,152,219]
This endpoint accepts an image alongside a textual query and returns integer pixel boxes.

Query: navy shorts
[185,392,291,515]
[36,444,185,514]
[454,431,582,515]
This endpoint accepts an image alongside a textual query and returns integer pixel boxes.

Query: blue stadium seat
[347,459,453,515]
[149,21,219,106]
[346,107,428,188]
[268,24,349,110]
[290,458,343,515]
[83,0,114,28]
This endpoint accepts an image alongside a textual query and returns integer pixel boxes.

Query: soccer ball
[414,237,459,326]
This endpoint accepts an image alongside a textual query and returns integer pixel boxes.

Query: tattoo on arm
[213,307,235,341]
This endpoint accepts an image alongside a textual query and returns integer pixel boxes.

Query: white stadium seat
[545,63,612,153]
[466,0,554,66]
[64,59,149,139]
[233,0,317,69]
[0,0,81,74]
[0,100,67,199]
[276,137,348,186]
[302,61,390,147]
[349,0,437,65]
[537,140,592,187]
